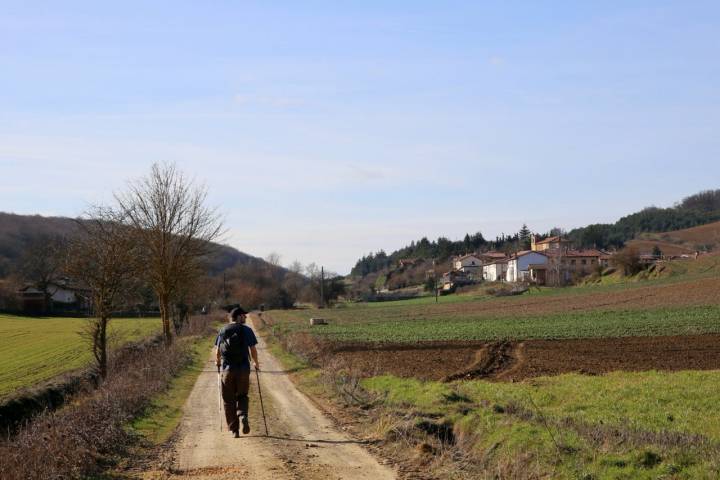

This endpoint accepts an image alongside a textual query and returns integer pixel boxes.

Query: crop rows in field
[0,315,161,397]
[270,304,720,343]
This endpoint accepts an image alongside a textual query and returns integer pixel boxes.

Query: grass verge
[363,372,720,479]
[129,334,213,445]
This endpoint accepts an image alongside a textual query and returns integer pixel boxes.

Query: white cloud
[233,93,305,108]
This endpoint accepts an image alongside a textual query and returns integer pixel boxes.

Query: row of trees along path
[67,162,223,378]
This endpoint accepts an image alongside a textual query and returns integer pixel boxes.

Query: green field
[364,371,720,479]
[269,256,720,343]
[0,314,161,398]
[270,305,720,343]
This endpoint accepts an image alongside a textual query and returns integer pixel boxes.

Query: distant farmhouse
[506,250,548,283]
[442,233,614,288]
[453,254,482,276]
[527,235,606,285]
[530,235,572,252]
[18,278,90,314]
[482,258,508,282]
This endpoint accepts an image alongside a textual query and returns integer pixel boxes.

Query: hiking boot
[242,416,250,435]
[232,429,240,438]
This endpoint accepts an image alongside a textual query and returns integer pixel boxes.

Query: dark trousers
[221,369,250,432]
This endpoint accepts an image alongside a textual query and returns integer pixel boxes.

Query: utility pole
[320,266,325,308]
[433,260,439,303]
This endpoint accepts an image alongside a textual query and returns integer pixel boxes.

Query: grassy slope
[364,372,720,479]
[632,220,720,252]
[0,315,161,397]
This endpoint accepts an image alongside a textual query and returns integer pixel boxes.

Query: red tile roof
[544,249,603,258]
[535,236,569,244]
[480,252,507,259]
[509,250,547,259]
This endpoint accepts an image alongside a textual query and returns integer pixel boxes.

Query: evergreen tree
[518,224,531,249]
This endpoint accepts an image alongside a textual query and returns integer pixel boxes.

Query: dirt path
[153,316,395,480]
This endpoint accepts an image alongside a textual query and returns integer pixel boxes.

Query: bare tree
[265,252,282,267]
[288,260,303,274]
[115,162,223,345]
[18,235,66,313]
[283,260,306,303]
[66,207,139,378]
[611,247,644,276]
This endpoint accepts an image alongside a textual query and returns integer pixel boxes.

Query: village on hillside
[441,233,702,292]
[370,232,705,299]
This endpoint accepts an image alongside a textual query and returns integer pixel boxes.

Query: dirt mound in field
[442,341,519,382]
[332,334,720,382]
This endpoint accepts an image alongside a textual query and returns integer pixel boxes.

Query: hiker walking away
[215,306,260,438]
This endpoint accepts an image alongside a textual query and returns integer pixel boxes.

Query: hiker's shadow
[201,368,303,374]
[256,368,305,375]
[241,434,369,445]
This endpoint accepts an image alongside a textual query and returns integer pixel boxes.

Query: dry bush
[611,248,644,276]
[319,356,372,406]
[0,315,215,480]
[281,331,331,365]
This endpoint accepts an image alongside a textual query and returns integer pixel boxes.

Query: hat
[229,306,248,320]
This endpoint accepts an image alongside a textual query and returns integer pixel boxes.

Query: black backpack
[219,325,248,365]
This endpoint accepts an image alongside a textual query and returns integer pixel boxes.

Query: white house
[18,285,78,304]
[506,251,548,282]
[453,254,482,274]
[18,279,90,308]
[482,260,508,282]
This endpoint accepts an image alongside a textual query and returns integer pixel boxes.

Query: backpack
[219,325,248,365]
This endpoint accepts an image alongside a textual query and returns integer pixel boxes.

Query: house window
[581,259,587,265]
[591,259,596,264]
[571,259,576,265]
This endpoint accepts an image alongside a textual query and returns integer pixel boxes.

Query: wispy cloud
[233,93,305,108]
[346,164,388,182]
[488,55,505,66]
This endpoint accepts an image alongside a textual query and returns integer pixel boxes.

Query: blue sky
[2,1,719,273]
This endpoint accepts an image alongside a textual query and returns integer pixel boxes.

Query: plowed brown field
[408,276,720,320]
[334,334,720,382]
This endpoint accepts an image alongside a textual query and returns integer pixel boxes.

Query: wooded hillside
[0,212,263,279]
[351,189,720,279]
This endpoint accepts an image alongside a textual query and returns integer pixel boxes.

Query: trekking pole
[255,366,269,436]
[217,365,223,432]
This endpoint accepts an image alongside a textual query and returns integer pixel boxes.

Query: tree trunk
[99,317,108,379]
[159,295,173,346]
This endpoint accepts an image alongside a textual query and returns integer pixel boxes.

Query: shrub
[611,248,644,276]
[0,315,215,480]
